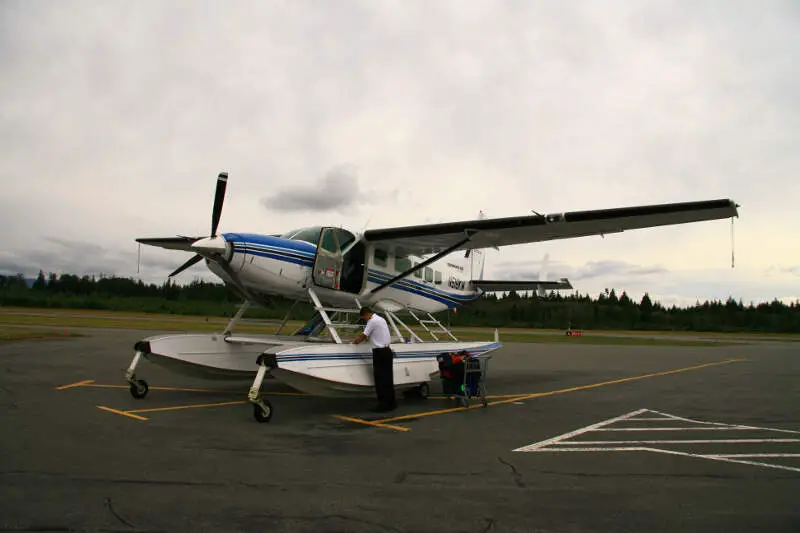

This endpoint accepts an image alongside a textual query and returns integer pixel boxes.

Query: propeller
[168,254,204,278]
[211,172,227,237]
[168,172,229,278]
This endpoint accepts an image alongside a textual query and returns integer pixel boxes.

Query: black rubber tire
[253,400,273,423]
[129,379,148,399]
[418,383,430,399]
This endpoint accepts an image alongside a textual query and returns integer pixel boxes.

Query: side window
[320,229,338,254]
[374,247,388,267]
[412,262,422,278]
[434,271,442,285]
[424,267,433,282]
[334,228,355,250]
[395,247,411,272]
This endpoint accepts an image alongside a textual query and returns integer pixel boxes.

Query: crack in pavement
[497,457,525,488]
[104,497,136,529]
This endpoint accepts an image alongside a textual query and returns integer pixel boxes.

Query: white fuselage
[205,231,484,314]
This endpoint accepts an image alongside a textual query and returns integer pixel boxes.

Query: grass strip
[0,325,84,342]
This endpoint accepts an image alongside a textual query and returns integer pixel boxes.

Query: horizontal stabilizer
[471,278,573,292]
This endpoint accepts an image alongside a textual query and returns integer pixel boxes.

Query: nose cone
[191,235,228,255]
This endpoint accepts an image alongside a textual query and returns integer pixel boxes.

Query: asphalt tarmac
[1,329,798,532]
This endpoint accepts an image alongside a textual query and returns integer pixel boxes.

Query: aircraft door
[312,227,344,290]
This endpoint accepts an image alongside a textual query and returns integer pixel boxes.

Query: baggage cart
[436,350,491,407]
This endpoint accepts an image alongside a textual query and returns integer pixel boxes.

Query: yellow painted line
[486,358,747,407]
[128,400,248,414]
[96,405,149,421]
[81,383,312,396]
[54,379,95,390]
[426,393,529,400]
[331,415,410,432]
[374,358,746,425]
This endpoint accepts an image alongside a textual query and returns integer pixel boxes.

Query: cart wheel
[253,400,273,423]
[129,379,148,399]
[418,383,430,399]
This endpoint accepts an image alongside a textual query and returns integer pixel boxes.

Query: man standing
[351,307,396,412]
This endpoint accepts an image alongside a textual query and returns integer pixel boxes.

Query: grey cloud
[44,237,106,256]
[766,265,800,278]
[0,1,797,304]
[494,259,669,283]
[0,238,189,282]
[260,164,398,214]
[574,261,669,281]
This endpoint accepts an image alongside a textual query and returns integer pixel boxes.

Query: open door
[312,227,344,290]
[312,227,366,293]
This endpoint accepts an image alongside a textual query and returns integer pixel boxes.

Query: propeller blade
[168,254,204,278]
[211,172,228,237]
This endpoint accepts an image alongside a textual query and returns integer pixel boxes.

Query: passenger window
[395,247,411,272]
[434,271,442,284]
[412,263,422,278]
[424,267,433,282]
[374,247,388,267]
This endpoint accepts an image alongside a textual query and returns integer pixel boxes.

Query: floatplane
[128,172,739,422]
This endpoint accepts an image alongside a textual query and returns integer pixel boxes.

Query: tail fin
[467,211,487,281]
[537,253,550,297]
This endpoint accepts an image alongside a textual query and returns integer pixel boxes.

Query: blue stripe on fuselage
[223,233,317,255]
[224,233,477,307]
[277,343,500,362]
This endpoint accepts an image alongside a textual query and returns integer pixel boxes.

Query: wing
[471,279,573,292]
[136,236,203,252]
[362,199,739,255]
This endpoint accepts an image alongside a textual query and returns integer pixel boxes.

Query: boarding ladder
[306,287,364,344]
[406,310,458,341]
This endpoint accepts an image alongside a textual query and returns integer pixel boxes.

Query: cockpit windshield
[279,226,323,244]
[279,226,357,252]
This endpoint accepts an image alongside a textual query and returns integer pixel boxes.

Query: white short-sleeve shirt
[363,313,391,348]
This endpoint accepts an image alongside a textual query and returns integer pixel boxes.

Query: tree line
[1,271,798,333]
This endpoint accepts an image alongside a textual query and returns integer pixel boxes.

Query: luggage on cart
[436,350,491,407]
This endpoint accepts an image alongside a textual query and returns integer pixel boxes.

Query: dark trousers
[372,347,396,409]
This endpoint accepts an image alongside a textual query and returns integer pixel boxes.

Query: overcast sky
[1,0,798,307]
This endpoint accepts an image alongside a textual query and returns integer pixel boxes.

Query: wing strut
[367,233,474,296]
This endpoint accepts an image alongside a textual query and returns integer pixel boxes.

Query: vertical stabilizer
[537,253,550,297]
[469,211,487,281]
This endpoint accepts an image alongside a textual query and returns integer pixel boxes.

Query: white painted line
[542,447,800,473]
[558,439,800,445]
[533,447,650,452]
[707,454,800,458]
[645,409,800,435]
[638,447,800,474]
[618,417,683,421]
[512,409,649,452]
[514,409,800,473]
[595,427,753,431]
